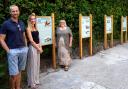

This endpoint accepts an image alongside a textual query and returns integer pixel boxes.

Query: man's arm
[0,34,9,53]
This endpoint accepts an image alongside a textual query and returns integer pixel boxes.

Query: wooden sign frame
[36,13,56,69]
[121,16,127,44]
[79,14,92,59]
[104,15,113,49]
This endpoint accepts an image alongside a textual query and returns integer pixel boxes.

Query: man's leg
[7,49,19,89]
[10,75,17,89]
[16,47,28,89]
[15,72,21,89]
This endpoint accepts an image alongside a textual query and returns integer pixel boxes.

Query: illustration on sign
[106,17,112,34]
[123,17,127,31]
[36,17,52,46]
[82,16,90,38]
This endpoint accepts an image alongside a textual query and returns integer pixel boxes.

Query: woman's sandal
[28,85,38,89]
[64,66,69,71]
[36,83,41,88]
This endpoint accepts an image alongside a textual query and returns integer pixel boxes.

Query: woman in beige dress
[56,20,73,71]
[26,13,43,89]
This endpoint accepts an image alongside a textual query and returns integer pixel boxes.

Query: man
[0,5,28,89]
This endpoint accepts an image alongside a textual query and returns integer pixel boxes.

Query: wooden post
[90,14,92,56]
[110,15,113,47]
[51,13,56,69]
[79,14,82,59]
[104,15,107,49]
[121,16,123,44]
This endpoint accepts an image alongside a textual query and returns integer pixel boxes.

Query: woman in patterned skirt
[56,20,73,71]
[26,13,43,89]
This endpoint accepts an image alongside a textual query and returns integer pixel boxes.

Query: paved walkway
[37,43,128,89]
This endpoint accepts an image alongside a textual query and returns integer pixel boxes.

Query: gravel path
[30,43,128,89]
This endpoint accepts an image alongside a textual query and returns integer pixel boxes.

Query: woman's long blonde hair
[27,13,36,31]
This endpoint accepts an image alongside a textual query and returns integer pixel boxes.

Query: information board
[106,16,112,34]
[36,16,52,46]
[82,16,90,38]
[123,17,127,31]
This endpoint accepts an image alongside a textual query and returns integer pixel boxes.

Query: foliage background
[0,0,128,88]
